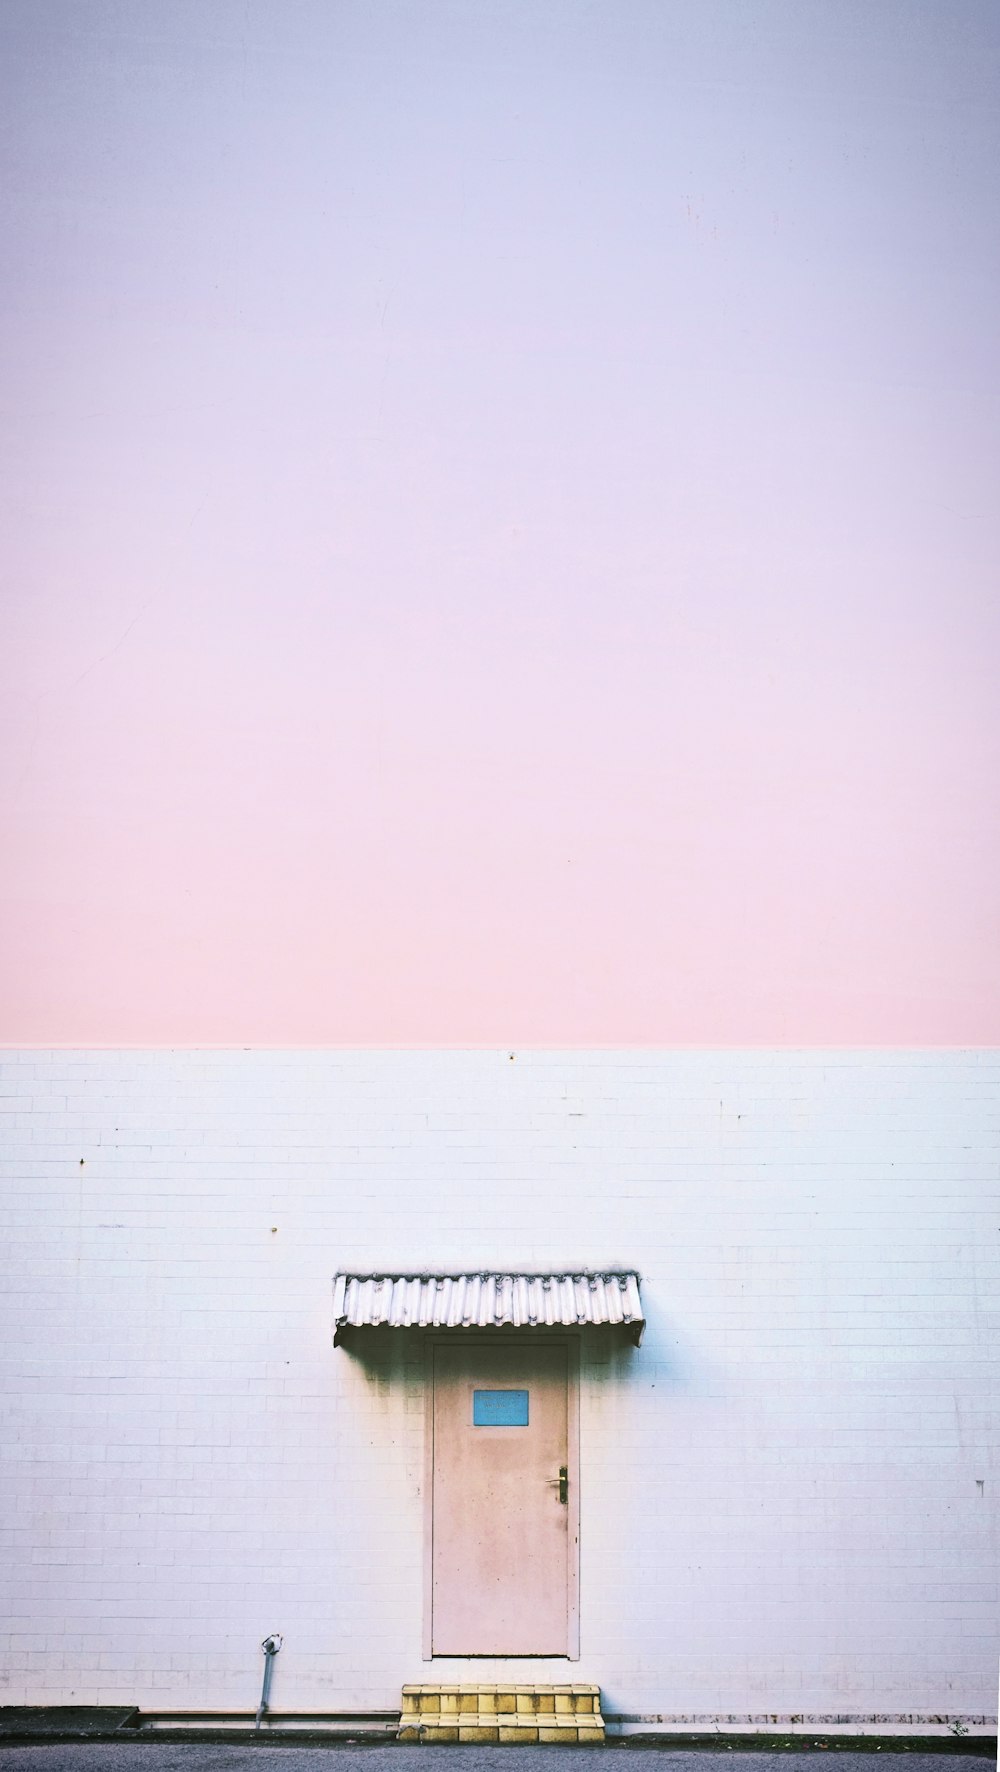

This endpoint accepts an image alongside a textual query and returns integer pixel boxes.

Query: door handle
[551,1465,568,1505]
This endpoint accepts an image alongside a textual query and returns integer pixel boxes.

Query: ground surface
[0,1749,988,1772]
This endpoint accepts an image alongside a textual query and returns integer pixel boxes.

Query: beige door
[430,1338,574,1656]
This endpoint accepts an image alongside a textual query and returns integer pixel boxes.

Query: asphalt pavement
[0,1748,989,1772]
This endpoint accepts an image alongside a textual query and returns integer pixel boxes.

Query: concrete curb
[0,1717,997,1754]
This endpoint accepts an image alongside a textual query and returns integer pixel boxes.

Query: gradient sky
[2,0,998,1044]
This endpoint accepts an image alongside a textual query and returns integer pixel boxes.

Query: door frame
[422,1333,581,1660]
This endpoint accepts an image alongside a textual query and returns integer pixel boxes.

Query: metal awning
[333,1271,644,1345]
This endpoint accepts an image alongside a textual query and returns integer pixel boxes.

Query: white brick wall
[1,1049,997,1720]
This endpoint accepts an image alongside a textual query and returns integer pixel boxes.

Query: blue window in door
[473,1389,529,1426]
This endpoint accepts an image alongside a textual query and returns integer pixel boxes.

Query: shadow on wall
[335,1314,705,1385]
[334,1323,426,1381]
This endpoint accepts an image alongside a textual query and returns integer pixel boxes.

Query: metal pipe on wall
[255,1634,282,1731]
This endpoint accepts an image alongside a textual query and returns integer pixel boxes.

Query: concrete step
[399,1684,605,1744]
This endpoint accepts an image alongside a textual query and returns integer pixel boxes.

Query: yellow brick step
[402,1726,605,1744]
[399,1684,605,1744]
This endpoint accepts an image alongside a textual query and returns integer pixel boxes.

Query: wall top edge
[2,1044,999,1056]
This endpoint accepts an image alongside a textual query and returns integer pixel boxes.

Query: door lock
[546,1466,568,1503]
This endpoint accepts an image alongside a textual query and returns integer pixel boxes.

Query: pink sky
[2,0,999,1044]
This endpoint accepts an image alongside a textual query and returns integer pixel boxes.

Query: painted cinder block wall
[1,1049,997,1721]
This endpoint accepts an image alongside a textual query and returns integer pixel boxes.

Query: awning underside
[333,1271,644,1345]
